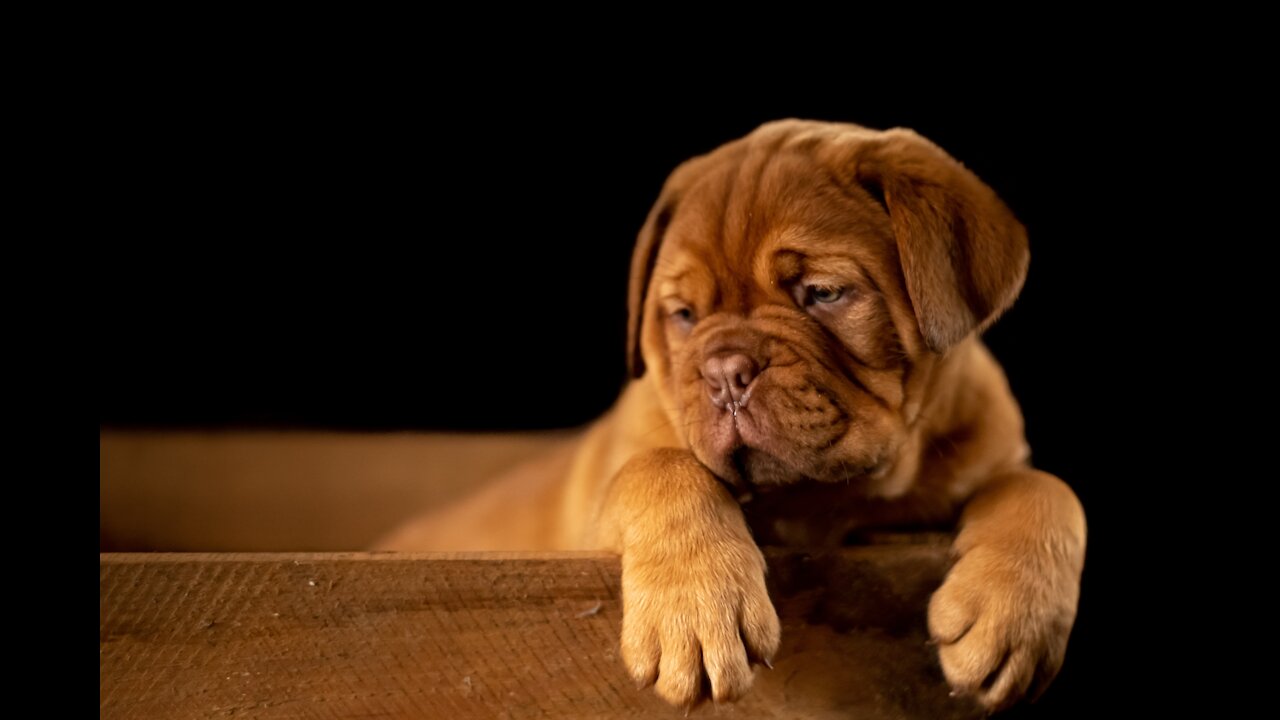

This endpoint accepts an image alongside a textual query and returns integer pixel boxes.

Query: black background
[98,64,1199,717]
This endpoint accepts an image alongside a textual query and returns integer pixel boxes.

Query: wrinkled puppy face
[627,121,1029,492]
[647,148,909,488]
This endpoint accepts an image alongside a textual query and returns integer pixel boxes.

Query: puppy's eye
[808,286,844,304]
[671,307,695,323]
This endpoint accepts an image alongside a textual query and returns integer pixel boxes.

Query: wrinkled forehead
[653,148,896,293]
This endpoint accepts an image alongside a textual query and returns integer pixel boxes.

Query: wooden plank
[99,430,573,551]
[101,547,981,719]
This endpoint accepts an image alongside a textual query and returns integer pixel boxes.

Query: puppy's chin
[690,410,891,490]
[698,443,892,493]
[728,447,804,487]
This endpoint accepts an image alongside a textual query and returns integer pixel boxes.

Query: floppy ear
[627,193,676,378]
[853,128,1029,353]
[627,156,715,378]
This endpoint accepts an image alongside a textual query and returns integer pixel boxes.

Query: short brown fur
[378,120,1086,712]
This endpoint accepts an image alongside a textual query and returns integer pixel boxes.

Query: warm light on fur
[378,120,1086,713]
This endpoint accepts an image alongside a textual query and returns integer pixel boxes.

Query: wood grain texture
[101,547,982,719]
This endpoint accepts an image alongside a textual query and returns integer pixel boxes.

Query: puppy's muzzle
[703,352,757,410]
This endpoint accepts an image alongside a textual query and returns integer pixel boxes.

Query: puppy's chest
[738,484,956,547]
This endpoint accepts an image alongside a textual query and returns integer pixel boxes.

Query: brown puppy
[377,120,1086,712]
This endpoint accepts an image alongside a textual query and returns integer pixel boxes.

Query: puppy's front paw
[928,542,1080,712]
[620,540,780,708]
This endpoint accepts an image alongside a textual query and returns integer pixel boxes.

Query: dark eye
[671,307,695,323]
[808,286,844,304]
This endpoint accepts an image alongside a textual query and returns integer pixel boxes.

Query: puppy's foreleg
[928,469,1086,711]
[590,448,780,708]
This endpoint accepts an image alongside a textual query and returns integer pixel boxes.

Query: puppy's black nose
[703,352,757,409]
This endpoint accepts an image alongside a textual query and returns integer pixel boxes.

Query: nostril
[724,355,755,388]
[706,385,729,409]
[721,354,756,391]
